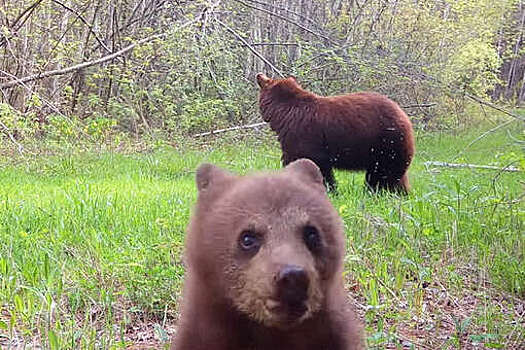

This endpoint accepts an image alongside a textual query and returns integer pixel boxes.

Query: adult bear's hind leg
[366,132,412,194]
[382,172,410,194]
[366,170,407,194]
[396,172,410,193]
[366,156,410,194]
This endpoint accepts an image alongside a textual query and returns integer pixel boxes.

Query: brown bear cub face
[172,159,362,350]
[256,73,415,194]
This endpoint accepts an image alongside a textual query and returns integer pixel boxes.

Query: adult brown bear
[171,159,362,350]
[256,73,415,193]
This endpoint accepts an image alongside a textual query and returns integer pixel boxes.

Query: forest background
[0,1,524,349]
[1,0,525,145]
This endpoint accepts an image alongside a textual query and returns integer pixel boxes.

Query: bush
[0,102,37,139]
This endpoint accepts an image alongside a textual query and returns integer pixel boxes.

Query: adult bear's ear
[196,163,234,192]
[256,73,272,88]
[285,159,324,189]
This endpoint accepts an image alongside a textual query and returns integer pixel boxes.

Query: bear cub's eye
[239,230,261,252]
[303,225,321,252]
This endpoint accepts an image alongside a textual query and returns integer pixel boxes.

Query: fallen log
[193,122,267,137]
[424,161,520,172]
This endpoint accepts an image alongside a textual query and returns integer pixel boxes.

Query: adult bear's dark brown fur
[171,159,362,350]
[256,73,415,193]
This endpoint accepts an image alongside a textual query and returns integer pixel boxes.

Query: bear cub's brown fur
[171,159,362,350]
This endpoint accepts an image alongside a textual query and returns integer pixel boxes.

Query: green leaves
[446,39,503,97]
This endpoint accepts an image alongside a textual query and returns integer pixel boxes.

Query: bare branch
[194,122,267,137]
[0,0,45,47]
[0,18,199,90]
[453,119,516,161]
[0,68,70,119]
[242,0,321,28]
[215,18,284,77]
[1,34,163,89]
[466,93,525,122]
[50,0,114,56]
[424,161,521,173]
[249,42,300,47]
[507,129,525,144]
[0,120,24,155]
[402,103,437,109]
[232,0,336,45]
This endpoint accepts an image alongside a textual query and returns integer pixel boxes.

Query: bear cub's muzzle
[271,264,310,320]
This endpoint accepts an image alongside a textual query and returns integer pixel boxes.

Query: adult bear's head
[256,73,314,122]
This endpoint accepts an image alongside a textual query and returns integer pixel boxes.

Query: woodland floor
[0,123,523,349]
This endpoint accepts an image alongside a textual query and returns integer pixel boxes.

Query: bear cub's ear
[196,163,233,192]
[285,159,324,188]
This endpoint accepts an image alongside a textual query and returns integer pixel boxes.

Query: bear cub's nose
[276,265,309,305]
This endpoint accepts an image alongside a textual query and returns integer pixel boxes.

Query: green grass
[0,124,523,349]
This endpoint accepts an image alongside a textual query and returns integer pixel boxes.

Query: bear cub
[256,73,415,193]
[171,159,362,350]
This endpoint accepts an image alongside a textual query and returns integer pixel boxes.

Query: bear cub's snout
[275,265,310,317]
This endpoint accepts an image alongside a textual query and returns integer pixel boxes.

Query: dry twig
[193,122,267,137]
[0,120,24,155]
[215,18,284,78]
[453,119,517,161]
[466,93,525,122]
[232,0,334,45]
[425,161,520,172]
[0,15,202,89]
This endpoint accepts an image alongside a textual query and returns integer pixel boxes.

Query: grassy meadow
[0,123,523,349]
